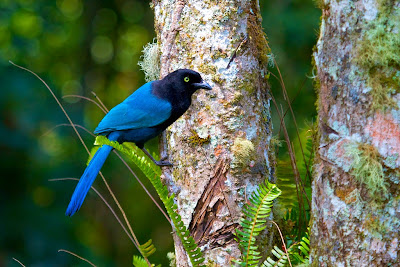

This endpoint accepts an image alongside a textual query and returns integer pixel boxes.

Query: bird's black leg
[142,148,173,166]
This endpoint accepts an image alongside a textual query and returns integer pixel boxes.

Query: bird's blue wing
[94,81,171,134]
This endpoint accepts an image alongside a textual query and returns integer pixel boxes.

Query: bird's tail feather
[65,144,113,216]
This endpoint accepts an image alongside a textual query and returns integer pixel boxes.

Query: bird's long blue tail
[66,133,119,216]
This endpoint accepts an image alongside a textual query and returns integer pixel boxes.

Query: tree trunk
[312,0,400,265]
[151,0,272,265]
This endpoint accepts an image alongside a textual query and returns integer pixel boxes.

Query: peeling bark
[152,0,272,265]
[312,0,400,265]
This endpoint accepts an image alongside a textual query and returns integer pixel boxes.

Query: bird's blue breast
[94,81,172,134]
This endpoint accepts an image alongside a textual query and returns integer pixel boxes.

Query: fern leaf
[302,136,315,179]
[289,229,310,265]
[263,243,299,267]
[132,255,148,267]
[235,180,281,266]
[294,231,310,263]
[87,145,100,166]
[140,239,156,258]
[132,255,161,267]
[95,136,205,267]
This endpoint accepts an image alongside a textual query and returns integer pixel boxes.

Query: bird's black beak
[193,81,212,90]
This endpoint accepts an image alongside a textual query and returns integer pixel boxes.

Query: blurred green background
[0,0,319,266]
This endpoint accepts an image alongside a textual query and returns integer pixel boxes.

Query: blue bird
[66,69,212,216]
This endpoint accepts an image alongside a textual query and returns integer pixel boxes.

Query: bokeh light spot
[91,36,114,64]
[39,132,63,156]
[11,10,42,38]
[56,0,83,20]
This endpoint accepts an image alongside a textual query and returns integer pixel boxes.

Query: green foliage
[140,239,156,258]
[132,255,149,267]
[264,230,310,267]
[344,142,387,196]
[95,136,161,177]
[291,231,310,264]
[87,146,100,166]
[95,136,205,266]
[132,255,161,267]
[264,246,291,267]
[235,180,282,266]
[276,160,298,209]
[275,126,316,239]
[302,133,316,178]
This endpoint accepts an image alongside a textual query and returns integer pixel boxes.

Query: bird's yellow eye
[184,76,190,82]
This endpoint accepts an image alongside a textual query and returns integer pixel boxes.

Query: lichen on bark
[312,0,400,265]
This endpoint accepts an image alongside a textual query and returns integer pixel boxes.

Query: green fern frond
[140,239,156,258]
[87,146,100,166]
[276,159,297,209]
[263,245,292,267]
[95,136,205,267]
[132,255,161,267]
[264,229,310,267]
[235,180,282,266]
[299,123,317,183]
[291,231,310,264]
[132,255,148,267]
[303,136,315,176]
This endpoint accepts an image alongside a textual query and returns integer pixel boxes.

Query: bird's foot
[141,148,173,167]
[160,155,169,161]
[155,160,173,166]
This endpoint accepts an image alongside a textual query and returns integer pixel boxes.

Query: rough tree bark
[151,0,272,265]
[312,0,400,265]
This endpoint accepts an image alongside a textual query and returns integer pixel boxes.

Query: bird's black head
[164,69,212,95]
[152,69,211,126]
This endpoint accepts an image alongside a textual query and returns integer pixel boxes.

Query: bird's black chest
[163,96,191,127]
[151,80,193,130]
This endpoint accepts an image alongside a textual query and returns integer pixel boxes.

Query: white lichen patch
[331,120,350,136]
[231,137,255,167]
[138,40,160,82]
[359,0,378,21]
[245,115,259,140]
[329,0,355,32]
[244,181,258,199]
[388,238,398,259]
[326,139,354,172]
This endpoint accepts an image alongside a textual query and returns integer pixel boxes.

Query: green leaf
[132,255,148,267]
[87,145,100,166]
[234,180,281,266]
[139,239,156,257]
